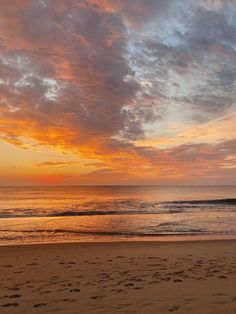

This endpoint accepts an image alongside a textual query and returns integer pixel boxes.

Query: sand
[0,240,236,314]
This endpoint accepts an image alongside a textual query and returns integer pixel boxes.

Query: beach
[1,0,236,311]
[0,240,236,313]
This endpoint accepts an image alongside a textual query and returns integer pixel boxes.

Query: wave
[0,209,185,218]
[0,228,210,237]
[1,228,236,241]
[168,198,236,205]
[49,210,149,217]
[0,198,235,219]
[0,210,156,219]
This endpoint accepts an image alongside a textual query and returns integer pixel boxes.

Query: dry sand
[0,240,236,314]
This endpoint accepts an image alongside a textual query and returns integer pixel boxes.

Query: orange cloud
[0,0,235,185]
[33,161,79,168]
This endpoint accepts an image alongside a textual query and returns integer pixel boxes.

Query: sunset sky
[0,0,235,185]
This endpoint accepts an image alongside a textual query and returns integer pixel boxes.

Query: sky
[0,0,235,186]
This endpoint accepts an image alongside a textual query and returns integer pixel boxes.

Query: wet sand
[0,240,236,313]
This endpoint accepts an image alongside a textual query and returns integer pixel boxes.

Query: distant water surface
[0,186,236,245]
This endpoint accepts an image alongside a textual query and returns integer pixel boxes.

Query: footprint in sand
[90,295,105,300]
[2,303,19,307]
[8,294,21,299]
[2,265,13,268]
[124,283,134,287]
[40,290,51,295]
[60,298,76,302]
[168,305,180,312]
[33,303,46,308]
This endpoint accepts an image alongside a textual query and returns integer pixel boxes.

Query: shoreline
[1,235,236,247]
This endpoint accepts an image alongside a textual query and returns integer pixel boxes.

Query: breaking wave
[0,198,235,219]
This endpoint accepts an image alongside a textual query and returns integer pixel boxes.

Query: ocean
[0,186,235,245]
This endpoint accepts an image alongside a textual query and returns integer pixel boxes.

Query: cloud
[124,0,236,122]
[0,0,235,184]
[34,161,78,168]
